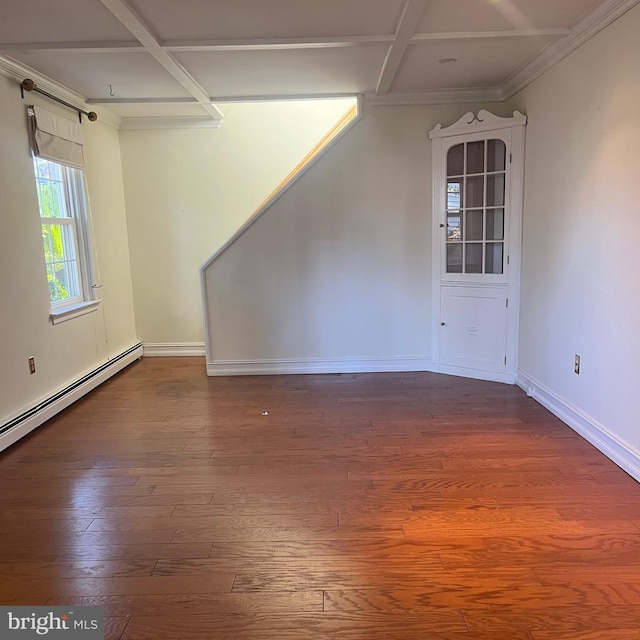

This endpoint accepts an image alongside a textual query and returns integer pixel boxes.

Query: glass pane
[447,212,462,241]
[47,261,79,302]
[485,242,504,274]
[465,243,483,274]
[486,173,505,207]
[447,179,462,210]
[466,210,483,241]
[35,157,62,181]
[43,223,80,303]
[466,141,484,174]
[465,176,484,208]
[36,177,67,218]
[447,144,464,176]
[486,209,504,240]
[447,244,462,273]
[487,139,506,172]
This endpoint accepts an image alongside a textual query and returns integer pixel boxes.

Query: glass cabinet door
[445,139,506,275]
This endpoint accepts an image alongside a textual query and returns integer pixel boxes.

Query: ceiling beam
[376,0,430,96]
[98,0,223,120]
[0,28,570,55]
[410,28,571,42]
[87,92,358,105]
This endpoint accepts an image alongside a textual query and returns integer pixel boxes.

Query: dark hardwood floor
[1,357,640,639]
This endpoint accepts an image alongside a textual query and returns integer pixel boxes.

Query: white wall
[0,74,138,428]
[203,101,514,372]
[120,98,355,346]
[513,4,640,467]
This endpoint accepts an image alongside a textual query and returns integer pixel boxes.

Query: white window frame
[33,156,100,324]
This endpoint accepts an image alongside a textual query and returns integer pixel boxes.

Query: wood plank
[46,592,324,616]
[120,611,467,640]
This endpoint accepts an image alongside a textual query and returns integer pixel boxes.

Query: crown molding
[501,0,640,100]
[0,55,122,129]
[367,87,504,107]
[119,116,222,130]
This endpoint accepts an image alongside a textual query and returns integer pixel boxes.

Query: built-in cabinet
[429,111,527,383]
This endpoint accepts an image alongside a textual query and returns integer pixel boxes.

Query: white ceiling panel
[0,0,137,45]
[175,45,390,97]
[417,0,603,33]
[391,36,559,93]
[128,0,405,41]
[9,51,193,99]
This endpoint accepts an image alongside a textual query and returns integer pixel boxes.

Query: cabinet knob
[441,322,446,326]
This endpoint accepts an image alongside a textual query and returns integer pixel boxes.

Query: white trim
[517,370,640,484]
[118,116,222,130]
[0,55,122,129]
[143,342,206,357]
[434,362,515,385]
[90,93,357,105]
[429,110,527,138]
[0,343,142,453]
[410,28,571,42]
[0,28,569,55]
[207,356,434,376]
[501,0,640,100]
[50,299,101,324]
[367,88,504,106]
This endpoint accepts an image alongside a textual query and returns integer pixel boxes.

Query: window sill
[50,300,101,325]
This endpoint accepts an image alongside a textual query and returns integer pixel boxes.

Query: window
[34,157,92,308]
[28,105,100,323]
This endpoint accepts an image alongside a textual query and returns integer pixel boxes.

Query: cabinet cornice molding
[429,110,527,139]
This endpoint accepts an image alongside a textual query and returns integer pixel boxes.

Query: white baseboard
[0,343,143,453]
[143,342,206,357]
[517,369,640,483]
[207,356,434,376]
[435,363,516,385]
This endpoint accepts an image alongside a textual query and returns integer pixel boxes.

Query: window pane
[465,176,484,208]
[36,177,67,218]
[486,209,504,240]
[466,210,483,241]
[487,139,506,172]
[447,179,462,210]
[466,141,484,174]
[41,222,81,303]
[465,243,483,273]
[447,143,464,176]
[47,261,80,302]
[35,157,62,181]
[447,212,462,241]
[447,243,463,273]
[487,173,505,207]
[485,242,504,274]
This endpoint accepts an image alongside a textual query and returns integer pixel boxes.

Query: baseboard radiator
[0,342,143,452]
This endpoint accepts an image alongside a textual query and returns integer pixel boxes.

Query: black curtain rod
[20,78,97,123]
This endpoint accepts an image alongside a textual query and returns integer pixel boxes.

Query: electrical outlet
[574,354,580,375]
[28,357,36,375]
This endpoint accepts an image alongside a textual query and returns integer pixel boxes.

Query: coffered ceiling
[0,0,636,128]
